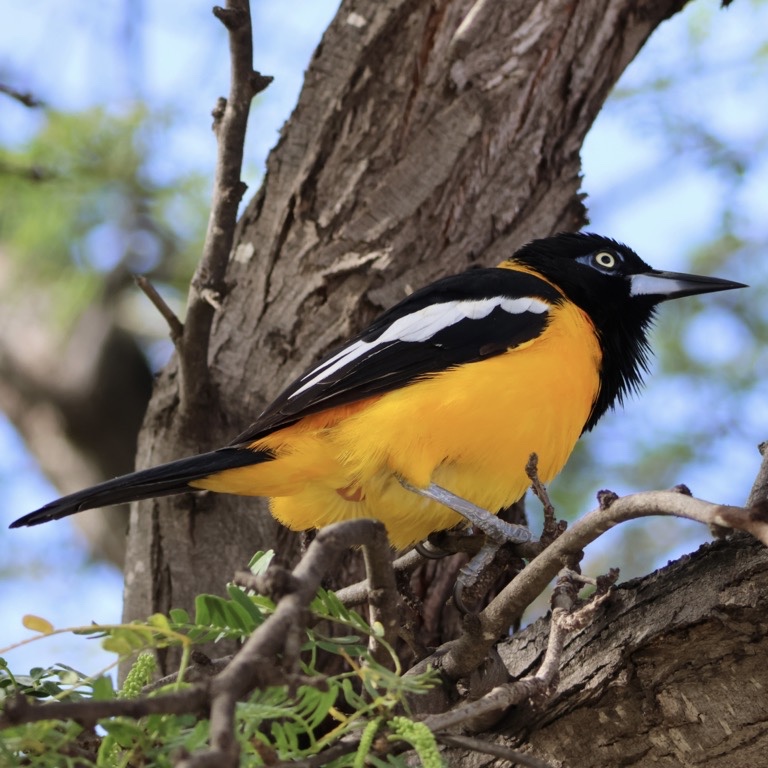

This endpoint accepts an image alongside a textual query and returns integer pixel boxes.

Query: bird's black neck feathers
[511,233,658,432]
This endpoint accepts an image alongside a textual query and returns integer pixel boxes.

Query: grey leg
[401,480,536,613]
[400,480,534,544]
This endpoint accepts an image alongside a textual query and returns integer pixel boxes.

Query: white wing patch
[289,296,549,400]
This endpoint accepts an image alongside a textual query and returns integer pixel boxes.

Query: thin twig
[335,545,459,608]
[179,0,272,410]
[1,521,392,768]
[0,688,207,729]
[134,275,185,345]
[360,528,399,667]
[432,488,768,680]
[526,453,564,545]
[143,655,233,693]
[419,569,609,739]
[0,83,44,108]
[438,734,556,768]
[268,737,361,767]
[184,519,391,768]
[422,570,577,733]
[335,534,542,609]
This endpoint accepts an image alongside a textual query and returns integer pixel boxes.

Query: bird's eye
[593,251,617,270]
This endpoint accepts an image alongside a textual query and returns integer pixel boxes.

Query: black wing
[232,267,562,445]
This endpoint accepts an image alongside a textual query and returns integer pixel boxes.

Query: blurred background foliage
[0,0,766,670]
[0,105,208,352]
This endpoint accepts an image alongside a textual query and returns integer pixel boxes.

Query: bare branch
[0,82,44,108]
[435,489,768,680]
[188,519,391,768]
[267,737,361,768]
[335,547,438,607]
[143,653,233,693]
[422,569,579,733]
[526,452,565,545]
[178,0,272,411]
[134,275,184,345]
[0,688,207,729]
[438,734,556,768]
[360,526,399,666]
[2,520,392,768]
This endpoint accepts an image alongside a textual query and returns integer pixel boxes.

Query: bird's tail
[10,447,273,528]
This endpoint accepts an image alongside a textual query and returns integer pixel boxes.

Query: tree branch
[360,526,399,666]
[437,734,556,768]
[429,488,768,681]
[178,0,272,412]
[0,82,44,108]
[134,275,184,344]
[185,519,392,768]
[0,688,207,729]
[526,453,565,545]
[2,519,394,766]
[421,569,587,733]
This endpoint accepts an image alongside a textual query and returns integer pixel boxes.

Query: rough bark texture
[438,535,768,767]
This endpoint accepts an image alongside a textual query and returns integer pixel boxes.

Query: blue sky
[1,0,767,677]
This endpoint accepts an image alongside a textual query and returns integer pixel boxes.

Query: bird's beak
[629,270,747,301]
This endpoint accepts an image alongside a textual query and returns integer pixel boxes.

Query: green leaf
[169,608,190,625]
[91,676,116,701]
[248,550,275,575]
[226,584,267,630]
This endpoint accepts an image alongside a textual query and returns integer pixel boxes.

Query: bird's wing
[231,267,563,444]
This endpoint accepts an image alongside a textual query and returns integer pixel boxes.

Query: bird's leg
[400,481,534,544]
[401,480,536,612]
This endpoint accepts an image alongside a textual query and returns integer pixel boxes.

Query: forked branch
[434,485,768,680]
[169,0,272,411]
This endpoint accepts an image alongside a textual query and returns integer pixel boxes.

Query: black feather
[231,268,562,445]
[11,448,273,527]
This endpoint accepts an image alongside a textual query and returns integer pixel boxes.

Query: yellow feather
[193,299,600,549]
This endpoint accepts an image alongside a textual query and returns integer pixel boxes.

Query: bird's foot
[403,480,535,613]
[414,540,452,559]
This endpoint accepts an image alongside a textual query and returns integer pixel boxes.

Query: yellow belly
[197,301,601,549]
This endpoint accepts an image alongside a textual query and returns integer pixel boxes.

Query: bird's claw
[415,540,452,559]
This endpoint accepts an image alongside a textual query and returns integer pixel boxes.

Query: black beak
[629,270,747,301]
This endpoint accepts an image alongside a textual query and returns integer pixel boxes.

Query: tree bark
[123,0,690,667]
[441,535,768,767]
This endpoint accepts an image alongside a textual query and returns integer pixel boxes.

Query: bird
[10,233,744,549]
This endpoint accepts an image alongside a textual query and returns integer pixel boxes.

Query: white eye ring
[594,251,616,269]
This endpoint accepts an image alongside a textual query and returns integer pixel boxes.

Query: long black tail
[10,447,273,528]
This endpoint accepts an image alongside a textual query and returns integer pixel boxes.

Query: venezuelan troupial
[12,233,744,549]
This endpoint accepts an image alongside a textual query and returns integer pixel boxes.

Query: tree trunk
[123,0,690,668]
